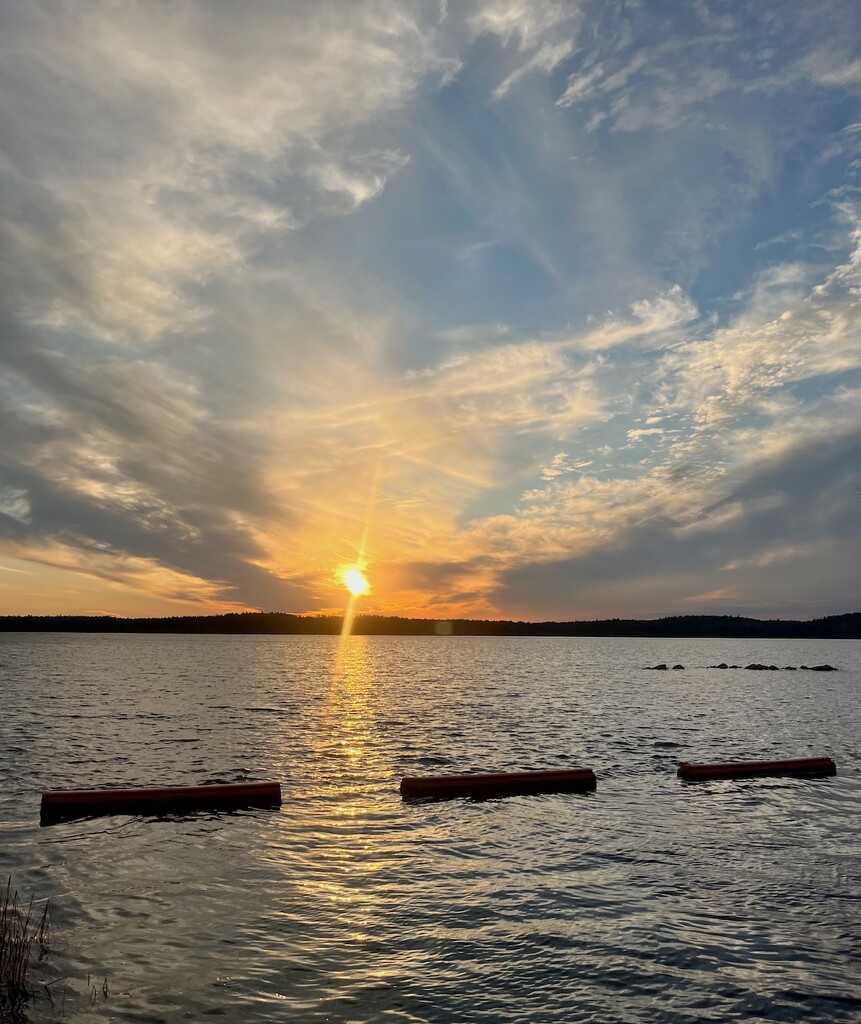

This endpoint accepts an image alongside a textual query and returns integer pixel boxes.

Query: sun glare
[342,567,369,597]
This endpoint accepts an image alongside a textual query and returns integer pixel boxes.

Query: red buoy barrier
[678,757,836,782]
[40,781,282,824]
[400,767,596,800]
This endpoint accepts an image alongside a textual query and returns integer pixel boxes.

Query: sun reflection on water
[329,636,377,778]
[294,636,402,950]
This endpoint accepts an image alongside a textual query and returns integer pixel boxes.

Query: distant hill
[1,611,859,638]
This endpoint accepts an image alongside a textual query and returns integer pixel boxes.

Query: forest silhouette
[2,612,859,638]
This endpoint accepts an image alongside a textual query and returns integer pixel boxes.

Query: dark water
[1,633,859,1023]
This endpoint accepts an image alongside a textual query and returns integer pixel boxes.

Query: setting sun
[341,567,370,597]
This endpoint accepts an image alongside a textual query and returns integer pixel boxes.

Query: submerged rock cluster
[645,662,838,671]
[718,663,837,671]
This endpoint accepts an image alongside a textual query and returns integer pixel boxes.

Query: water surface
[1,633,859,1022]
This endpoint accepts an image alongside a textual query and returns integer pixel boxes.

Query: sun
[341,566,370,597]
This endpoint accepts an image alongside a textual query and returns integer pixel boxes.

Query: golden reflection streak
[294,636,395,947]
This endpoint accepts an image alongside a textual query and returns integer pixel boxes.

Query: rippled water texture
[1,633,859,1023]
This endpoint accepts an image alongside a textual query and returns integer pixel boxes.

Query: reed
[0,878,52,1014]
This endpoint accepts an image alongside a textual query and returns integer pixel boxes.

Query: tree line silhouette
[1,611,859,638]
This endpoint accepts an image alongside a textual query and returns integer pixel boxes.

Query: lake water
[0,633,859,1023]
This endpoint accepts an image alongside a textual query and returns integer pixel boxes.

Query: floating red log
[400,767,596,800]
[678,757,836,782]
[40,781,282,824]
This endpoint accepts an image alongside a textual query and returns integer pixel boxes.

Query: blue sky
[0,0,859,619]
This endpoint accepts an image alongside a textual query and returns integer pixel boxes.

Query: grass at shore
[0,879,52,1020]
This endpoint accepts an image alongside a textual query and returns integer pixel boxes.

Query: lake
[1,633,859,1023]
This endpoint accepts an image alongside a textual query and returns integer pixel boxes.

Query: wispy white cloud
[540,452,577,480]
[0,1,461,343]
[493,40,576,99]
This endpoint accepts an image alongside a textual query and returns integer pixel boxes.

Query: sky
[1,0,860,621]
